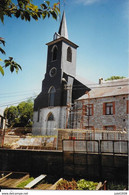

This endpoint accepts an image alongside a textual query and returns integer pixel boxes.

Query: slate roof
[78,78,129,100]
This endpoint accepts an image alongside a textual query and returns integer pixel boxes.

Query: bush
[56,179,99,190]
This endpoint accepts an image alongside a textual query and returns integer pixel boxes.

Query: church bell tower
[32,12,89,135]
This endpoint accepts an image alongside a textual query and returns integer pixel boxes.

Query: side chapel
[32,12,90,135]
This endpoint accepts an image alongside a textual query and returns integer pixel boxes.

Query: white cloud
[75,0,102,5]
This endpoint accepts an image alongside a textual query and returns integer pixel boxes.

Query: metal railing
[100,140,128,155]
[62,139,128,155]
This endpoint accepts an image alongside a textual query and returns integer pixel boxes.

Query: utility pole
[87,92,90,130]
[64,84,73,128]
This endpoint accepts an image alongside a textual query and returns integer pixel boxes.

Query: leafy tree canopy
[4,99,34,127]
[105,76,126,81]
[0,0,60,75]
[4,106,19,126]
[0,0,60,23]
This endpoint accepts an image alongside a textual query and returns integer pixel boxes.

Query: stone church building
[32,12,90,135]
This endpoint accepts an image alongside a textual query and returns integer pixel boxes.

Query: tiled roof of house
[78,78,129,100]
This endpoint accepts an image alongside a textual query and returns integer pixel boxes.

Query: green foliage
[0,1,60,75]
[0,65,4,75]
[56,179,78,190]
[105,76,126,81]
[0,38,22,76]
[0,37,5,75]
[4,106,19,127]
[4,57,22,73]
[0,37,6,55]
[4,99,34,127]
[0,0,60,23]
[56,179,99,190]
[77,179,98,190]
[16,177,34,188]
[17,100,33,127]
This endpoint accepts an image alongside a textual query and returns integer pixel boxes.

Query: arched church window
[67,47,72,62]
[47,112,54,121]
[48,86,56,107]
[52,45,58,61]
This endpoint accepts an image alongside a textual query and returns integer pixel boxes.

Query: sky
[0,0,128,114]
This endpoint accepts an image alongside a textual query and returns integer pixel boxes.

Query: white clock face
[49,67,57,77]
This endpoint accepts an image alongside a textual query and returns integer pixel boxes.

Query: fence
[62,139,128,155]
[57,129,128,150]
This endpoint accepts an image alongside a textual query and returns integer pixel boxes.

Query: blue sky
[0,0,128,113]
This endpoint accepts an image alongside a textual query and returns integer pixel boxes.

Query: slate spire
[58,11,68,39]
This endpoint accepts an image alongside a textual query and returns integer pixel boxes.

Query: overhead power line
[0,82,128,108]
[0,92,37,99]
[0,95,36,107]
[0,89,40,96]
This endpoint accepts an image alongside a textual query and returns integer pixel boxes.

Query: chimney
[99,78,103,84]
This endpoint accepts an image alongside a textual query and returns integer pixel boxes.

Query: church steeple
[58,11,68,39]
[46,11,78,77]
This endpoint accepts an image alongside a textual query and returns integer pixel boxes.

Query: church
[32,12,90,135]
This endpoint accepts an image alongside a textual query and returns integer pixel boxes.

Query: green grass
[16,177,34,188]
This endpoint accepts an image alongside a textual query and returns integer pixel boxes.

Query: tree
[4,106,19,127]
[4,99,34,127]
[0,0,60,23]
[17,100,33,127]
[105,76,126,81]
[0,0,60,75]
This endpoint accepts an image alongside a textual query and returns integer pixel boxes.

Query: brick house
[72,78,129,131]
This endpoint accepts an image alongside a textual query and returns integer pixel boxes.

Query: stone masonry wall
[74,94,128,130]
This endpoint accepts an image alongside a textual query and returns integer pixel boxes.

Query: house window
[85,126,94,130]
[103,126,116,131]
[127,100,129,114]
[67,47,72,62]
[85,104,93,116]
[103,102,115,115]
[52,45,58,61]
[48,86,56,107]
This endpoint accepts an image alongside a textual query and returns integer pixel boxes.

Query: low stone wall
[0,149,127,183]
[1,135,57,150]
